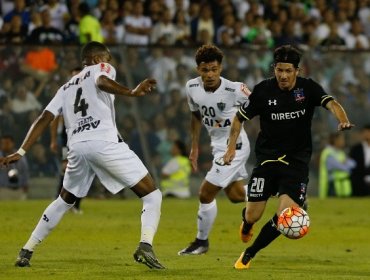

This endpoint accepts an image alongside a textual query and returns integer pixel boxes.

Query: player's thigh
[63,144,95,198]
[88,141,149,194]
[224,180,246,203]
[278,165,308,207]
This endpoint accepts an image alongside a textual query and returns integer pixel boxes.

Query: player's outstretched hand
[337,122,355,131]
[132,79,157,96]
[0,153,22,168]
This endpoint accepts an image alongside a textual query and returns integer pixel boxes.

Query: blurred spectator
[42,0,69,31]
[28,142,58,177]
[0,14,27,43]
[358,0,370,37]
[190,4,215,44]
[0,134,29,200]
[173,9,191,46]
[245,15,274,48]
[21,46,58,79]
[78,2,103,44]
[151,8,177,45]
[28,10,42,35]
[160,139,191,199]
[27,8,65,44]
[216,12,236,46]
[350,124,370,196]
[319,132,356,198]
[320,22,346,49]
[3,0,30,31]
[123,1,152,45]
[101,8,124,44]
[10,84,42,114]
[64,2,80,43]
[345,18,369,50]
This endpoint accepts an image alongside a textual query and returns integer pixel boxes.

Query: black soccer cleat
[133,242,165,269]
[178,238,209,255]
[15,248,33,267]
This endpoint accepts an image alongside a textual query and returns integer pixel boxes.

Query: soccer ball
[277,206,310,239]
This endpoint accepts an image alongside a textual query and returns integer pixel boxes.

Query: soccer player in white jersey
[178,45,252,255]
[0,42,165,269]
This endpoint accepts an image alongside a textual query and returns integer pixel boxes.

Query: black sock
[246,214,281,257]
[74,197,81,209]
[241,207,254,233]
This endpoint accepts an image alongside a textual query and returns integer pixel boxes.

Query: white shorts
[63,140,148,197]
[205,145,250,189]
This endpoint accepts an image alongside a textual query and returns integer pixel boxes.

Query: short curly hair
[195,44,224,66]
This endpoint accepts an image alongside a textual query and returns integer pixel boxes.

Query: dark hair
[273,45,301,68]
[195,44,224,66]
[174,140,187,157]
[81,41,109,61]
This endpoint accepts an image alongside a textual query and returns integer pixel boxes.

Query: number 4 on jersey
[74,87,89,116]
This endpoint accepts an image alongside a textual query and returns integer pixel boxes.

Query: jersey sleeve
[186,81,199,112]
[44,87,64,117]
[236,84,260,121]
[93,63,116,84]
[307,78,334,108]
[234,82,251,106]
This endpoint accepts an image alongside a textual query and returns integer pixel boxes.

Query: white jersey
[45,63,119,146]
[186,77,251,153]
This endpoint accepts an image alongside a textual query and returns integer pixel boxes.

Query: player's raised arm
[0,110,55,167]
[325,99,355,131]
[96,76,156,97]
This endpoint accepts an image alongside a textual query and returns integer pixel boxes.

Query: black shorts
[247,161,308,206]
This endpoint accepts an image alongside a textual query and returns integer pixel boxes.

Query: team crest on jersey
[293,88,305,103]
[100,63,111,73]
[241,83,251,96]
[217,101,226,111]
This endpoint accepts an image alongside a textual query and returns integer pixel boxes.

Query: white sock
[196,200,217,240]
[25,196,74,250]
[244,185,249,201]
[140,189,162,245]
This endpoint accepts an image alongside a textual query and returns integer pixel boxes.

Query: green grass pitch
[1,197,370,280]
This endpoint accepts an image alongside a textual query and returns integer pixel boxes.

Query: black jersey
[237,77,333,165]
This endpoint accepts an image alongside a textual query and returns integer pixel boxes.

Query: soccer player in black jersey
[222,45,354,269]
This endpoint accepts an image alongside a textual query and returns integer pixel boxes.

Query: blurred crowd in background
[0,0,369,49]
[0,0,370,199]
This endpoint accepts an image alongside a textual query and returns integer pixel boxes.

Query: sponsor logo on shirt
[72,116,101,135]
[189,83,199,88]
[271,109,306,120]
[224,87,235,92]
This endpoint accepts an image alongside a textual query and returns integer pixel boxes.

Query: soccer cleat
[234,251,252,270]
[133,242,165,269]
[178,238,209,255]
[15,248,33,267]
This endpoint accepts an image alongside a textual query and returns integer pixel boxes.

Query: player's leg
[130,174,164,269]
[178,180,220,255]
[224,180,248,203]
[15,188,77,267]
